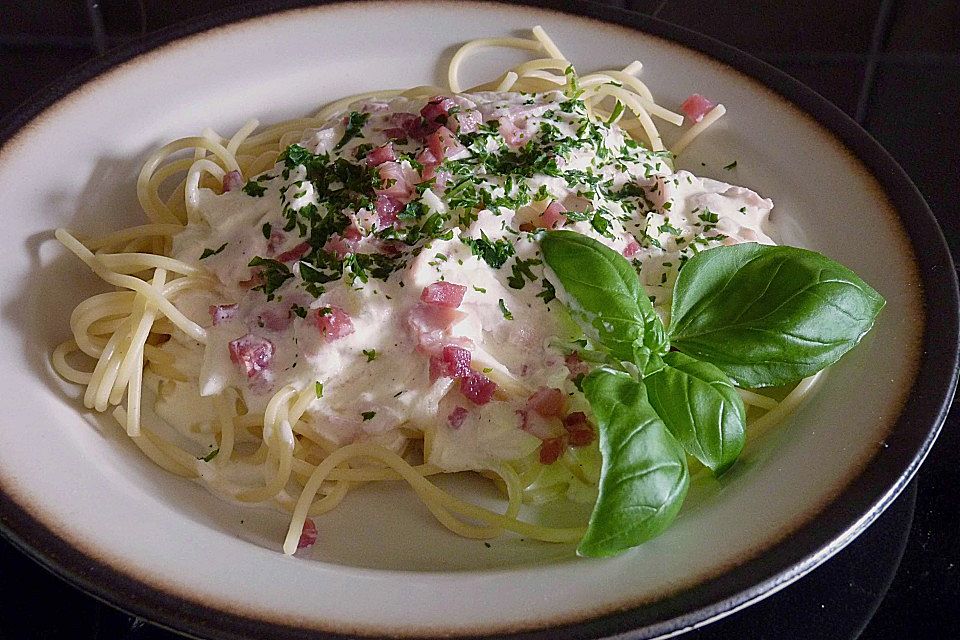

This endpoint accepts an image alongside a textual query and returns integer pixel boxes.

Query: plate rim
[0,1,957,639]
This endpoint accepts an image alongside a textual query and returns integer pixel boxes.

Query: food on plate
[52,27,884,557]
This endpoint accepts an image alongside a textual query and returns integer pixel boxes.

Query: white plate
[0,2,955,638]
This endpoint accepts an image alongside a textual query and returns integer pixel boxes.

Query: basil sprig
[541,230,884,557]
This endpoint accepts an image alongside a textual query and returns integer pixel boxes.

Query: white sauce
[165,90,775,477]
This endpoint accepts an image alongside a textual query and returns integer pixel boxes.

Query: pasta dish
[52,27,883,557]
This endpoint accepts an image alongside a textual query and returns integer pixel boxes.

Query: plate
[0,2,956,638]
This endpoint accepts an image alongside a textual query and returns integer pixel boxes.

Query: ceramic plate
[0,2,956,638]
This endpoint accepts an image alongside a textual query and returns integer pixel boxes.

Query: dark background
[1,1,957,638]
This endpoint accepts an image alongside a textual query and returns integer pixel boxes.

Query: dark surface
[1,1,957,638]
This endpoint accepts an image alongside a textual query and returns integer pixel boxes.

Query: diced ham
[516,409,558,440]
[276,242,311,263]
[540,201,567,228]
[454,109,482,134]
[429,345,473,382]
[366,142,396,167]
[420,281,466,308]
[209,304,238,326]
[297,518,317,550]
[527,387,566,418]
[408,303,466,334]
[375,194,402,227]
[447,406,469,430]
[682,94,715,123]
[229,334,274,378]
[222,170,243,192]
[239,272,263,289]
[416,147,439,181]
[623,234,641,258]
[498,116,531,147]
[459,370,497,405]
[539,437,566,465]
[375,161,417,202]
[315,306,354,341]
[426,126,465,162]
[563,412,596,447]
[323,233,359,259]
[565,352,591,377]
[420,96,457,126]
[384,112,424,141]
[434,168,452,193]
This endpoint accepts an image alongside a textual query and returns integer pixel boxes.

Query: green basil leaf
[669,243,885,387]
[541,230,667,361]
[578,368,689,557]
[645,352,745,475]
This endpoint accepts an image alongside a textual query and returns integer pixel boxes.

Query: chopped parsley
[498,298,514,320]
[463,234,516,269]
[247,256,293,301]
[361,411,376,421]
[243,180,267,197]
[334,111,371,150]
[199,242,228,260]
[507,257,541,289]
[362,349,378,362]
[261,222,272,239]
[315,382,324,398]
[723,160,738,170]
[199,448,220,462]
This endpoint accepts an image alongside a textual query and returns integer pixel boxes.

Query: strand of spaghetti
[274,477,351,516]
[283,442,584,555]
[52,340,93,384]
[747,372,823,437]
[185,158,229,221]
[581,71,684,126]
[56,229,207,343]
[237,118,326,151]
[237,386,297,502]
[531,25,565,59]
[226,119,260,156]
[737,387,779,410]
[495,71,519,92]
[213,393,237,463]
[313,89,405,122]
[242,150,282,177]
[110,269,166,409]
[111,407,197,477]
[588,84,664,151]
[125,337,144,436]
[289,453,442,483]
[84,315,131,411]
[70,291,137,356]
[145,158,196,226]
[137,136,239,223]
[448,37,543,93]
[84,224,184,252]
[95,253,201,277]
[671,104,727,155]
[510,57,570,75]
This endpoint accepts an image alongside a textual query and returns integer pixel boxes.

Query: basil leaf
[645,352,745,475]
[541,230,667,361]
[669,243,885,387]
[578,368,689,557]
